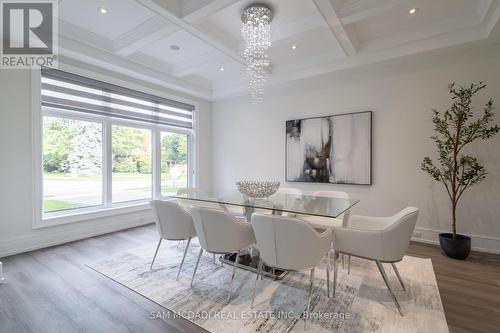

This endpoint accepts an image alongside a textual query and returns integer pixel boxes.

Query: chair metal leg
[326,259,331,298]
[251,259,263,308]
[342,254,345,269]
[304,268,315,330]
[227,251,240,303]
[0,261,4,284]
[333,251,339,297]
[190,248,203,287]
[391,263,406,291]
[347,255,351,274]
[176,238,191,281]
[150,238,162,270]
[376,261,404,316]
[213,253,216,264]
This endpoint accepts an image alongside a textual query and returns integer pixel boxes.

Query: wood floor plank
[0,267,81,332]
[1,226,499,333]
[407,242,500,333]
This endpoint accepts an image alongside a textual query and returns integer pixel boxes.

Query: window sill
[33,202,152,229]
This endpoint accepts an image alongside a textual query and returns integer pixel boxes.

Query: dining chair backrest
[191,207,255,254]
[381,207,419,261]
[150,199,196,241]
[312,190,351,226]
[176,187,224,211]
[251,213,332,271]
[177,188,201,195]
[278,187,302,196]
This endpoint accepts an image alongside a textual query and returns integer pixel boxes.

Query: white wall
[212,43,500,253]
[0,59,212,257]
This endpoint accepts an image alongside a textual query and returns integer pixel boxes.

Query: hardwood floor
[0,225,204,333]
[407,242,500,333]
[0,225,499,333]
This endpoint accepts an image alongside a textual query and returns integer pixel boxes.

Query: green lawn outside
[44,172,187,182]
[44,187,183,213]
[161,186,180,194]
[43,199,86,212]
[44,172,151,181]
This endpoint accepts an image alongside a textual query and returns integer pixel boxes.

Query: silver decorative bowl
[236,181,280,199]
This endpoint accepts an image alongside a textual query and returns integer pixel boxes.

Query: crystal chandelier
[241,4,273,104]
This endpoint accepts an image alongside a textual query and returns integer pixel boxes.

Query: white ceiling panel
[55,0,500,100]
[60,0,156,40]
[270,27,345,66]
[194,57,245,83]
[352,0,481,43]
[141,29,220,65]
[195,0,321,44]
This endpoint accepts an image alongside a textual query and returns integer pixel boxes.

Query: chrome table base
[220,248,289,280]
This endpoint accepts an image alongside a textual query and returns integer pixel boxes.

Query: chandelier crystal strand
[241,5,272,104]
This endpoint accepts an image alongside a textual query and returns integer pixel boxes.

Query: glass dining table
[170,189,360,279]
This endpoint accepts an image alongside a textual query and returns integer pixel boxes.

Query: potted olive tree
[422,82,498,260]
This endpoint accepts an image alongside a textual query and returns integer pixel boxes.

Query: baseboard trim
[0,213,154,258]
[413,227,500,255]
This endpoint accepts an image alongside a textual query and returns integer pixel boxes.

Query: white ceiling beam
[339,0,411,25]
[135,0,245,65]
[181,0,239,22]
[116,0,239,57]
[59,20,114,53]
[58,35,212,100]
[477,0,494,23]
[173,52,225,77]
[272,11,326,43]
[113,17,177,56]
[173,11,326,77]
[313,0,357,56]
[485,0,500,34]
[173,54,273,77]
[127,51,174,73]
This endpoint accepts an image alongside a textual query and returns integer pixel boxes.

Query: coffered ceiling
[57,0,500,100]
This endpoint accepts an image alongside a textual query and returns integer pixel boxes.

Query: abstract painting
[286,111,372,185]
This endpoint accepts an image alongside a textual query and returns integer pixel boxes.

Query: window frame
[32,65,198,228]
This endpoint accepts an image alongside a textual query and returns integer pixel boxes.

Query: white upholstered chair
[176,187,212,211]
[299,190,351,230]
[251,213,333,329]
[254,187,303,217]
[278,187,302,196]
[299,190,353,271]
[177,188,244,264]
[332,207,419,316]
[190,207,255,302]
[176,187,200,196]
[276,187,302,217]
[177,187,244,219]
[150,200,197,280]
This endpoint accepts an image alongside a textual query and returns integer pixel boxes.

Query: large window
[39,68,195,219]
[43,117,103,213]
[112,125,152,203]
[161,132,189,196]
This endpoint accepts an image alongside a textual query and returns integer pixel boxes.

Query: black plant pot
[439,233,471,260]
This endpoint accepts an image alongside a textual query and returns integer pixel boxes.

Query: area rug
[87,240,449,333]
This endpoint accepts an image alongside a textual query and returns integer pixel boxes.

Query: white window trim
[31,64,200,229]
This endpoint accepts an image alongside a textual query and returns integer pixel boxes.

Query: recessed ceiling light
[170,45,180,51]
[220,66,225,72]
[291,45,297,50]
[409,8,418,15]
[99,7,107,14]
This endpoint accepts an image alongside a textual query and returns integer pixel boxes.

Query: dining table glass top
[171,189,359,218]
